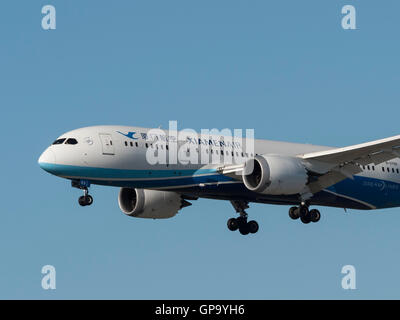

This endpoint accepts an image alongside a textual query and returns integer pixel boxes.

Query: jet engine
[118,188,190,219]
[242,155,308,195]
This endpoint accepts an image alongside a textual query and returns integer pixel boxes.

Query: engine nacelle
[118,188,185,219]
[242,155,308,195]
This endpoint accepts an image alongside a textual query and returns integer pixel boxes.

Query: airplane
[38,125,400,236]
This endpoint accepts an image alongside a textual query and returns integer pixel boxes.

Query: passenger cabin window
[65,138,78,145]
[52,138,66,145]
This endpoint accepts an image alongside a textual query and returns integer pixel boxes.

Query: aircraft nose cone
[38,149,56,170]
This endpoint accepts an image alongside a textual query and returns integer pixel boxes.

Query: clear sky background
[1,0,400,299]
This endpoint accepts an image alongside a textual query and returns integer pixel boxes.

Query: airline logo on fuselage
[117,131,138,140]
[117,129,244,149]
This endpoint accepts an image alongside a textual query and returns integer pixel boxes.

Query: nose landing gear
[72,180,93,207]
[227,200,259,235]
[78,190,93,207]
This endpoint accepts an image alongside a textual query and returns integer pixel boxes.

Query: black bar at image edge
[0,300,398,318]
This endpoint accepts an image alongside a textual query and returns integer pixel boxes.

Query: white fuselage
[38,125,400,210]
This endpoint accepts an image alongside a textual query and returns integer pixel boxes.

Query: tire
[300,215,311,224]
[310,209,321,223]
[78,196,87,206]
[299,206,309,218]
[289,207,299,220]
[86,195,93,206]
[239,225,250,235]
[248,220,259,234]
[227,218,239,231]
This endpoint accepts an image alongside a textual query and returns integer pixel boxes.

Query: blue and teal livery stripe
[38,162,236,187]
[39,163,400,209]
[326,175,400,209]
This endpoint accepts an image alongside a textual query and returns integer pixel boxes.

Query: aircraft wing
[300,135,400,194]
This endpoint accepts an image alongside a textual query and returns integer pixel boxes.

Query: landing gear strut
[227,200,259,235]
[72,180,93,207]
[288,204,320,224]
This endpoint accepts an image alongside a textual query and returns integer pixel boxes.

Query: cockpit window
[65,138,78,145]
[52,138,66,145]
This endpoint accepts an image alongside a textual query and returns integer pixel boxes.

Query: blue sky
[1,0,400,299]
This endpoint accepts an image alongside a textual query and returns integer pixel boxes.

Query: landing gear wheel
[289,206,300,220]
[248,220,259,234]
[86,195,93,206]
[300,215,311,224]
[229,200,259,236]
[299,206,311,224]
[78,196,87,206]
[227,218,239,231]
[310,209,321,223]
[299,206,309,218]
[239,225,250,235]
[78,195,93,206]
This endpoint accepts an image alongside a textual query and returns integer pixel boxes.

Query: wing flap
[306,163,362,194]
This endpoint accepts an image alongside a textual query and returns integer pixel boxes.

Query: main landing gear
[227,200,259,235]
[72,180,93,207]
[289,204,321,224]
